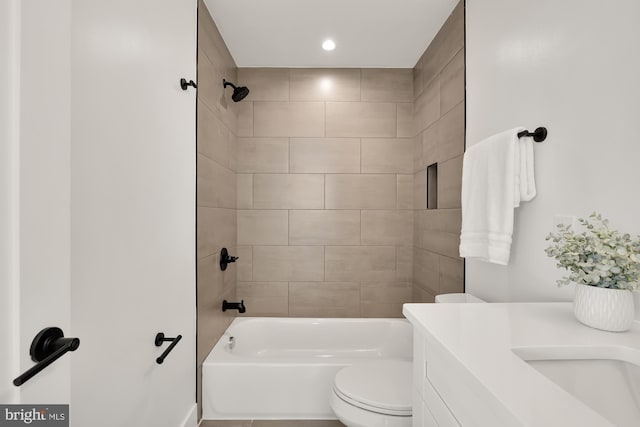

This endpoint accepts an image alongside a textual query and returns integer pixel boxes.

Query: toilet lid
[333,360,412,416]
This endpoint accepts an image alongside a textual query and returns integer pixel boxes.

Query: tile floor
[201,421,345,427]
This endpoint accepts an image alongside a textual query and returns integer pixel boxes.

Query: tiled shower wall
[234,68,415,317]
[232,2,464,316]
[412,1,465,302]
[196,0,238,418]
[196,0,464,422]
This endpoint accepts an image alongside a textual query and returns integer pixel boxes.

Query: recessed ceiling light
[322,39,336,51]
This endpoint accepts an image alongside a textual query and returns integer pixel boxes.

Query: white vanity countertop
[403,302,640,427]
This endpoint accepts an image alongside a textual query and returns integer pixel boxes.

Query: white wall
[3,1,196,422]
[1,0,73,405]
[69,1,196,425]
[465,0,640,311]
[17,0,72,403]
[0,0,21,404]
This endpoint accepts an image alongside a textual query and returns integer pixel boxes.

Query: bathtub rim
[203,316,413,365]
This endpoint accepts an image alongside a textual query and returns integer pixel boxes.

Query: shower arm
[223,79,237,90]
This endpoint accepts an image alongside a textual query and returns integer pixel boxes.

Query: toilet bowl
[330,294,486,426]
[330,360,412,427]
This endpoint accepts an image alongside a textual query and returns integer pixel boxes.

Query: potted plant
[545,213,640,331]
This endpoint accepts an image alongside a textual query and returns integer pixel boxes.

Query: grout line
[323,245,326,282]
[359,210,363,246]
[323,101,327,138]
[287,209,290,246]
[395,102,399,138]
[358,68,362,102]
[323,174,326,210]
[251,101,254,137]
[287,137,291,173]
[249,245,253,282]
[359,138,362,174]
[286,281,291,317]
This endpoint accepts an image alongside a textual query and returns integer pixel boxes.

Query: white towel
[459,127,536,265]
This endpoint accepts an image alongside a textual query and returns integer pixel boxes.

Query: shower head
[223,79,250,102]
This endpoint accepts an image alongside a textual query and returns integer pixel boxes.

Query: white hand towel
[459,127,536,265]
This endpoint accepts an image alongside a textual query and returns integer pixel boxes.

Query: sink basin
[513,347,640,427]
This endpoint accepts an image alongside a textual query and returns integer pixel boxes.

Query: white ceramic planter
[573,284,635,332]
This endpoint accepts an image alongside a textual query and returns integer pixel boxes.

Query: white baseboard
[180,404,197,427]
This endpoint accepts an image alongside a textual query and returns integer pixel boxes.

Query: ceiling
[203,0,459,68]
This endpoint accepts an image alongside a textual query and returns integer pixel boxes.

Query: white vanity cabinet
[412,328,519,426]
[412,329,459,427]
[404,303,640,427]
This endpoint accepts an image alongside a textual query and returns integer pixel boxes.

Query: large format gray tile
[237,101,254,137]
[236,137,289,173]
[361,138,413,173]
[422,122,438,169]
[419,229,461,259]
[290,68,361,101]
[413,247,440,295]
[253,174,324,209]
[237,174,253,209]
[237,210,288,245]
[253,246,325,282]
[197,154,236,209]
[236,245,253,282]
[238,68,289,101]
[289,210,361,245]
[361,282,412,318]
[361,210,413,246]
[416,209,461,234]
[414,79,440,134]
[237,282,289,316]
[290,138,360,173]
[198,99,231,168]
[326,102,397,137]
[415,1,464,95]
[437,155,463,209]
[397,174,414,209]
[437,102,464,162]
[397,103,414,138]
[198,207,236,259]
[254,101,325,137]
[325,174,396,209]
[440,49,465,115]
[439,256,464,294]
[325,246,396,282]
[289,282,360,317]
[361,69,413,102]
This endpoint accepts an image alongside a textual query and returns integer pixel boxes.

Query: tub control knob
[220,247,239,271]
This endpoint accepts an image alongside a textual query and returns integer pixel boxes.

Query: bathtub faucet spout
[222,300,246,313]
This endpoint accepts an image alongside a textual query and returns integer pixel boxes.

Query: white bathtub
[202,317,412,420]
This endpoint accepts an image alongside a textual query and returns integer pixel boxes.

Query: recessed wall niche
[427,163,438,209]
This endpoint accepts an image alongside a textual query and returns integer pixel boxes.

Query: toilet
[330,359,412,427]
[330,293,486,427]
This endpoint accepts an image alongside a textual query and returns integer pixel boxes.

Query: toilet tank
[435,293,486,303]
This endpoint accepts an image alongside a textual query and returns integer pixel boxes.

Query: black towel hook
[517,127,547,142]
[180,78,197,91]
[155,333,182,364]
